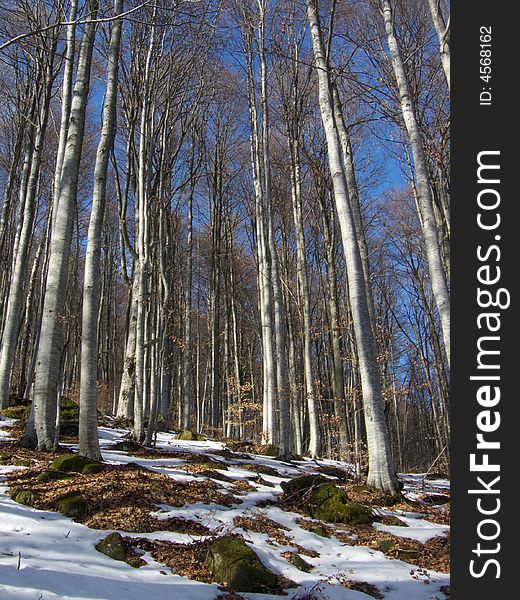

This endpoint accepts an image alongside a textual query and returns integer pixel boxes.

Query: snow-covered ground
[0,420,450,600]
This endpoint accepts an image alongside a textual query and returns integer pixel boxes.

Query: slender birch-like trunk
[258,0,290,457]
[79,0,123,460]
[133,9,157,441]
[31,2,98,452]
[426,0,450,91]
[243,24,276,445]
[0,60,54,409]
[380,0,450,366]
[307,0,398,492]
[288,131,320,457]
[182,155,195,430]
[319,196,349,457]
[331,83,376,330]
[52,0,78,225]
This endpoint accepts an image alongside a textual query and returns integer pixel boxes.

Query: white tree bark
[380,0,450,366]
[243,24,277,446]
[52,0,78,228]
[31,3,98,451]
[133,9,157,441]
[79,0,123,460]
[426,0,450,91]
[258,0,290,457]
[0,64,54,409]
[307,0,398,492]
[288,132,320,458]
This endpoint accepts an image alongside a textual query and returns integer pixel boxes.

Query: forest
[0,1,451,598]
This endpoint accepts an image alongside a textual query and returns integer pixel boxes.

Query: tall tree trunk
[380,0,450,366]
[258,1,290,457]
[31,2,98,452]
[307,0,398,492]
[288,131,320,457]
[182,159,195,430]
[0,60,54,409]
[79,0,123,460]
[426,0,450,91]
[133,8,157,441]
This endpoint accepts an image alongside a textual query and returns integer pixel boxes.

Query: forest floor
[0,418,450,600]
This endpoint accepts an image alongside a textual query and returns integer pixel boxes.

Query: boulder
[110,440,143,453]
[287,553,312,572]
[49,454,104,474]
[176,430,201,441]
[55,493,88,518]
[36,470,74,483]
[95,533,144,568]
[96,532,128,561]
[206,536,277,592]
[11,489,35,506]
[282,475,373,525]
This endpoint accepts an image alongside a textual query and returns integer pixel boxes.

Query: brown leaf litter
[233,514,319,557]
[7,460,237,533]
[125,535,294,595]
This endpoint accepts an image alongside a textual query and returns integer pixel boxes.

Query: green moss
[12,458,32,467]
[176,430,201,441]
[207,536,277,592]
[49,454,102,474]
[55,493,88,518]
[11,489,35,506]
[282,475,372,525]
[281,475,330,499]
[255,476,275,488]
[311,525,330,538]
[201,461,228,471]
[396,549,422,561]
[378,539,394,554]
[35,470,75,483]
[0,453,12,464]
[0,406,27,419]
[81,463,105,474]
[110,440,143,452]
[288,553,312,572]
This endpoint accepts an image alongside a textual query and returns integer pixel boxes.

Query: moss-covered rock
[311,525,330,538]
[0,405,27,420]
[255,475,275,488]
[95,533,145,568]
[110,440,143,453]
[12,458,32,467]
[378,539,394,554]
[36,470,75,483]
[49,454,103,474]
[96,532,128,561]
[55,493,88,518]
[206,536,277,592]
[11,489,35,506]
[396,548,422,561]
[281,474,330,498]
[282,475,373,525]
[81,462,105,474]
[176,430,201,441]
[0,453,13,464]
[288,553,312,572]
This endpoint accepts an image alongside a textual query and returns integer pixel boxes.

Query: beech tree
[0,0,451,488]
